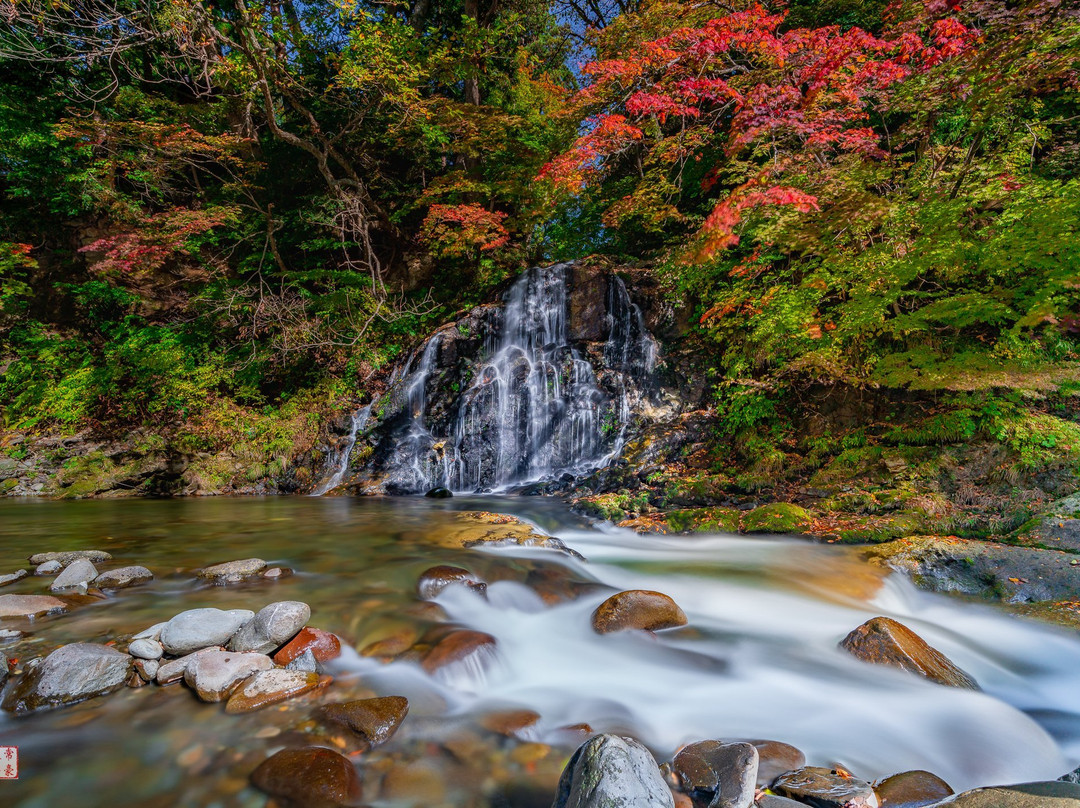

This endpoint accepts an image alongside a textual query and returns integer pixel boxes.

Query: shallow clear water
[1,496,1079,807]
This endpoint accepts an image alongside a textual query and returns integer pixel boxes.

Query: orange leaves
[698,182,819,258]
[420,204,510,258]
[536,114,644,193]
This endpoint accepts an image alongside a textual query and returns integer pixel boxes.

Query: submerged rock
[227,601,310,654]
[421,629,497,674]
[0,594,67,618]
[874,770,953,808]
[839,617,979,689]
[771,767,878,808]
[553,734,674,808]
[318,696,409,749]
[592,590,688,634]
[672,740,757,808]
[0,569,27,587]
[196,558,267,584]
[250,746,363,808]
[49,558,98,591]
[273,627,342,666]
[942,781,1080,806]
[94,566,153,589]
[224,668,322,713]
[34,560,62,575]
[184,650,273,702]
[416,565,487,600]
[462,533,585,560]
[159,608,254,656]
[29,550,112,566]
[426,486,453,498]
[2,643,132,713]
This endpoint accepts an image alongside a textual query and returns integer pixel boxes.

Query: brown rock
[592,590,688,634]
[478,708,541,737]
[250,746,363,808]
[380,760,446,804]
[224,669,322,714]
[0,594,68,619]
[361,629,418,659]
[839,617,979,690]
[421,629,497,674]
[416,565,486,600]
[672,740,758,808]
[318,696,409,749]
[729,739,806,787]
[773,767,878,808]
[874,770,953,808]
[273,628,342,666]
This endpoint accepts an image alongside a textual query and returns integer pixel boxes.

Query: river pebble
[227,600,310,654]
[672,740,757,808]
[735,739,806,787]
[592,590,688,634]
[554,734,674,808]
[184,650,273,702]
[318,696,409,749]
[250,746,364,807]
[839,616,979,690]
[0,594,67,618]
[134,659,159,681]
[94,566,153,589]
[874,770,953,807]
[421,629,497,674]
[416,565,487,600]
[1,642,132,714]
[273,627,342,665]
[224,668,321,713]
[34,560,61,575]
[133,622,167,641]
[29,550,112,566]
[196,558,267,584]
[49,558,98,591]
[127,639,163,660]
[0,569,27,587]
[159,608,255,655]
[772,767,878,808]
[156,647,226,685]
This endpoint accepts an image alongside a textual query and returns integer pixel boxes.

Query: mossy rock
[0,478,17,493]
[663,507,741,534]
[740,503,813,535]
[661,474,733,507]
[833,512,926,544]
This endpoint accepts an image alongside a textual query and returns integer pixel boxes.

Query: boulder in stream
[672,740,757,808]
[553,734,674,808]
[250,746,364,808]
[839,617,979,689]
[94,565,153,589]
[425,486,453,498]
[159,608,254,656]
[184,650,273,702]
[416,565,487,600]
[49,558,98,591]
[0,569,27,587]
[273,627,342,665]
[771,767,878,808]
[227,600,310,654]
[421,629,498,675]
[224,668,323,713]
[874,770,953,807]
[196,558,267,584]
[0,594,67,618]
[2,642,132,713]
[592,590,687,634]
[318,695,409,749]
[29,550,112,566]
[941,781,1080,807]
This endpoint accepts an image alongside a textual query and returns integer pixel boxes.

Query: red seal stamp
[0,746,17,779]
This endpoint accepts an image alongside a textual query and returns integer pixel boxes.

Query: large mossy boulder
[740,504,813,535]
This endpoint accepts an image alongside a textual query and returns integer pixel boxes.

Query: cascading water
[311,403,371,495]
[380,263,657,493]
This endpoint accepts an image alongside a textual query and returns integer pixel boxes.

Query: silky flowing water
[1,496,1080,807]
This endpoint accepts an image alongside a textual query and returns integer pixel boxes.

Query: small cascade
[311,403,371,495]
[377,263,657,493]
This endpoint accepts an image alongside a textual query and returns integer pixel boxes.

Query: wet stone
[755,797,806,808]
[156,647,225,685]
[421,629,497,674]
[0,651,8,688]
[49,558,98,591]
[134,659,159,681]
[943,781,1080,807]
[554,734,675,808]
[273,627,342,666]
[224,668,321,713]
[592,590,688,634]
[285,648,320,673]
[0,594,67,618]
[416,565,487,600]
[0,569,27,587]
[874,770,953,808]
[127,638,163,660]
[34,560,62,576]
[159,608,255,656]
[196,558,267,583]
[184,650,273,702]
[2,642,132,714]
[425,486,453,498]
[133,622,166,641]
[250,746,364,808]
[772,767,879,808]
[94,565,153,589]
[478,708,541,737]
[839,617,979,690]
[227,600,310,654]
[318,695,409,749]
[29,550,112,566]
[672,740,758,808]
[734,740,806,788]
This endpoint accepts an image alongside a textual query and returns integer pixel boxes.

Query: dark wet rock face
[318,696,409,749]
[250,746,364,808]
[839,617,979,689]
[416,565,487,600]
[592,590,688,634]
[426,486,453,498]
[2,643,132,713]
[553,734,674,808]
[672,740,757,808]
[943,781,1080,807]
[772,767,879,808]
[874,770,953,807]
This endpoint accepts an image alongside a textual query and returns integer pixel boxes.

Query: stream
[1,495,1079,807]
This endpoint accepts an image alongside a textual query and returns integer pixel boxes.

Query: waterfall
[378,263,656,493]
[311,403,371,495]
